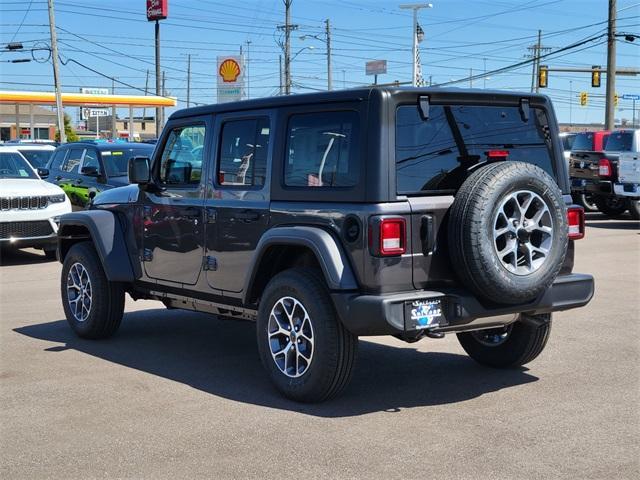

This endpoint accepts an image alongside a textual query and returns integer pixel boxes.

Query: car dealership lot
[1,214,638,480]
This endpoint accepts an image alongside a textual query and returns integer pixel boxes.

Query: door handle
[55,175,62,181]
[75,178,83,184]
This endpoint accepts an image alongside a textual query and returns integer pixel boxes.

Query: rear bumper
[332,273,595,336]
[613,183,640,199]
[571,178,613,195]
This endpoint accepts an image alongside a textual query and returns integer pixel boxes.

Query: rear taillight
[598,158,612,178]
[370,217,406,256]
[567,206,585,240]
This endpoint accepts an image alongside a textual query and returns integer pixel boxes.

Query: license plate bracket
[405,298,447,331]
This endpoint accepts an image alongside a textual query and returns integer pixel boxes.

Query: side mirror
[37,168,49,179]
[129,156,150,185]
[80,165,100,176]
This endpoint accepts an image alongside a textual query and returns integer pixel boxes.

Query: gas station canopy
[0,90,176,108]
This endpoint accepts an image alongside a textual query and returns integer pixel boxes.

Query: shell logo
[219,59,241,83]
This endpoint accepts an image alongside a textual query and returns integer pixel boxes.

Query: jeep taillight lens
[598,158,612,178]
[379,218,406,256]
[567,206,585,240]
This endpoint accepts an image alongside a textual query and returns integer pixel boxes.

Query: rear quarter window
[395,104,556,194]
[605,132,633,152]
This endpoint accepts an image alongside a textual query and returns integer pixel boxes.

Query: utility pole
[279,55,283,95]
[112,77,117,139]
[277,0,297,95]
[325,19,332,90]
[186,54,191,107]
[245,40,251,99]
[399,3,432,87]
[47,0,65,143]
[155,20,162,137]
[142,69,148,127]
[605,0,616,130]
[527,30,548,93]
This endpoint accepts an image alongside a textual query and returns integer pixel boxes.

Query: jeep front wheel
[593,195,628,217]
[457,314,552,368]
[61,241,125,339]
[256,268,358,402]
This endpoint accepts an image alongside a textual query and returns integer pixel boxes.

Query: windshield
[18,149,53,169]
[396,104,555,194]
[0,152,38,179]
[605,131,634,152]
[101,148,149,177]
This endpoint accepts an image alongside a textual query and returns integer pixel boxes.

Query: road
[1,213,638,479]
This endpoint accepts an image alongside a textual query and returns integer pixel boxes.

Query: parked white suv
[0,147,71,258]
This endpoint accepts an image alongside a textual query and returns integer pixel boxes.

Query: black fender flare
[242,226,358,304]
[58,210,135,282]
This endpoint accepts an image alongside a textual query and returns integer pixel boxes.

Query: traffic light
[614,93,618,107]
[580,92,588,106]
[591,65,601,88]
[538,65,548,88]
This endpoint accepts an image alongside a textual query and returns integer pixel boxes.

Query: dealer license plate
[405,298,446,330]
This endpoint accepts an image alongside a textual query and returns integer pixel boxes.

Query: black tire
[573,192,598,212]
[593,195,628,217]
[60,241,125,339]
[43,248,57,260]
[448,162,568,305]
[256,268,357,402]
[627,200,640,220]
[457,314,552,368]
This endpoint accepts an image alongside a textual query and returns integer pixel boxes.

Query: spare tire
[448,161,568,305]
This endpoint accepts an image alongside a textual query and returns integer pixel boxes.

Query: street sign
[366,60,387,76]
[79,88,110,121]
[622,94,640,101]
[216,55,244,103]
[82,108,109,118]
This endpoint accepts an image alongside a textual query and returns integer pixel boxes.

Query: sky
[0,0,638,126]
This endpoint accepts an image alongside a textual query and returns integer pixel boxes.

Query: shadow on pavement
[15,309,538,417]
[0,248,54,266]
[585,212,639,230]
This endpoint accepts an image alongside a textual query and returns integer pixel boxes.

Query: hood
[93,183,140,205]
[107,176,131,188]
[0,178,64,197]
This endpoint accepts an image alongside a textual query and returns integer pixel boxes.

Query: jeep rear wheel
[448,162,568,305]
[457,314,552,368]
[256,268,357,402]
[61,241,125,339]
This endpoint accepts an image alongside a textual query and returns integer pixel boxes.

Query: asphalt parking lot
[1,213,638,479]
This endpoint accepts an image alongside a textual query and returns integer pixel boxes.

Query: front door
[204,113,272,293]
[142,120,209,285]
[56,147,85,210]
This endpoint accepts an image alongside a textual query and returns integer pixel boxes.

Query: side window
[217,118,270,187]
[159,125,206,185]
[285,111,359,187]
[81,149,99,172]
[48,149,67,170]
[61,148,84,173]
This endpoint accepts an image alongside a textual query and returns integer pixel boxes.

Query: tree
[55,113,78,142]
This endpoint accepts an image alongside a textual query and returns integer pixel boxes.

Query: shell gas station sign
[217,55,244,103]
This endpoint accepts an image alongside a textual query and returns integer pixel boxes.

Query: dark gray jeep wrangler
[57,88,594,402]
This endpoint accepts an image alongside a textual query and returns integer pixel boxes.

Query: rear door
[395,103,558,289]
[204,111,272,294]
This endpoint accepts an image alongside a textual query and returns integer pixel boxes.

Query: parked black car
[56,88,594,402]
[46,141,155,210]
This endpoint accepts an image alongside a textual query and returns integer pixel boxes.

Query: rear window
[395,104,555,194]
[17,149,53,168]
[605,131,634,152]
[571,132,594,151]
[561,134,576,151]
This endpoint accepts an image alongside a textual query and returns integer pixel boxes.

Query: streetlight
[399,3,433,87]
